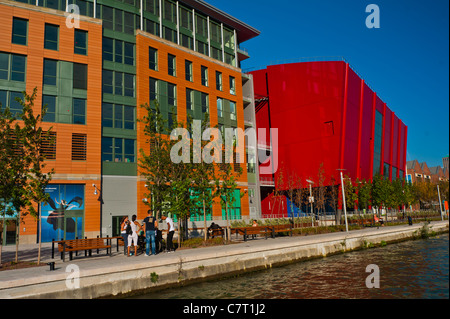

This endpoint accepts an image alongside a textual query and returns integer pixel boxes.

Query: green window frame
[0,53,8,80]
[217,97,223,118]
[42,95,56,122]
[73,63,87,90]
[229,101,237,121]
[168,54,176,76]
[11,54,26,82]
[185,60,193,82]
[201,92,209,113]
[186,88,193,111]
[168,83,176,107]
[12,17,28,46]
[103,37,113,61]
[74,29,88,55]
[9,91,23,116]
[149,46,158,70]
[44,23,59,51]
[103,69,113,94]
[201,66,208,86]
[216,71,222,91]
[102,137,136,163]
[73,98,86,125]
[229,76,236,95]
[0,52,26,82]
[43,59,57,86]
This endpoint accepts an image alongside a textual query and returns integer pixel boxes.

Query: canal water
[133,234,449,299]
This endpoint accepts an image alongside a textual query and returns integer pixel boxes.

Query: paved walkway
[0,220,448,298]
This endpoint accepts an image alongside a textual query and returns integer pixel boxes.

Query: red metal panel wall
[251,61,408,191]
[343,68,362,179]
[360,83,375,181]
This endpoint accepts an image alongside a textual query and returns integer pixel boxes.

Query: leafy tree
[357,179,372,212]
[0,88,54,264]
[138,101,172,219]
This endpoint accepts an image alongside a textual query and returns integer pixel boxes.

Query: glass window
[0,90,7,109]
[115,40,123,63]
[12,18,28,46]
[73,63,87,89]
[185,60,193,82]
[201,93,209,113]
[163,0,176,23]
[229,76,236,95]
[216,71,222,91]
[149,47,158,70]
[145,0,159,15]
[102,102,113,128]
[103,37,113,61]
[181,34,193,50]
[43,59,57,86]
[102,69,113,94]
[180,6,192,30]
[42,95,56,122]
[201,66,208,86]
[168,54,176,76]
[209,21,221,44]
[149,77,158,101]
[196,40,207,55]
[102,6,114,30]
[124,42,134,65]
[124,73,134,97]
[124,139,135,163]
[124,11,135,34]
[223,28,235,49]
[217,98,223,118]
[195,14,207,38]
[102,137,113,162]
[115,9,123,32]
[114,104,123,129]
[0,53,9,80]
[74,29,88,55]
[9,91,23,116]
[11,54,26,82]
[114,138,123,162]
[115,71,123,96]
[124,105,135,130]
[73,98,86,125]
[168,83,176,106]
[186,88,193,111]
[44,24,59,51]
[230,101,236,120]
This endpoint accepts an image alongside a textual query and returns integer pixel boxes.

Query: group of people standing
[120,210,176,257]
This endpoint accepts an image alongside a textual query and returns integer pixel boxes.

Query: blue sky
[210,0,449,168]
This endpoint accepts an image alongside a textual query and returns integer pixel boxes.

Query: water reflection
[133,234,449,299]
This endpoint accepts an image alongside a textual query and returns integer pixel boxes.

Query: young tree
[138,102,172,219]
[357,179,372,213]
[0,88,54,264]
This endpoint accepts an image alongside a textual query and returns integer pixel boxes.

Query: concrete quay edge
[0,221,448,299]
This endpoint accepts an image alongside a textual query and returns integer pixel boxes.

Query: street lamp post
[306,180,314,227]
[338,170,349,233]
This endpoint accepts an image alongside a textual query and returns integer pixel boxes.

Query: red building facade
[250,61,408,217]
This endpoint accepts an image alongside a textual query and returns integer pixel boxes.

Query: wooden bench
[267,224,293,238]
[232,226,270,241]
[207,228,225,239]
[56,238,112,262]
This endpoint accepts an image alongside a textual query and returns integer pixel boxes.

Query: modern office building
[0,0,260,244]
[250,61,408,217]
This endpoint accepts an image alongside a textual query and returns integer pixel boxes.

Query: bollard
[47,261,55,271]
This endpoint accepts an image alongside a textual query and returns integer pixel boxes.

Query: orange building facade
[1,0,260,245]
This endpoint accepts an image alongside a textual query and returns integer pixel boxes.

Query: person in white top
[128,214,142,257]
[161,215,175,252]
